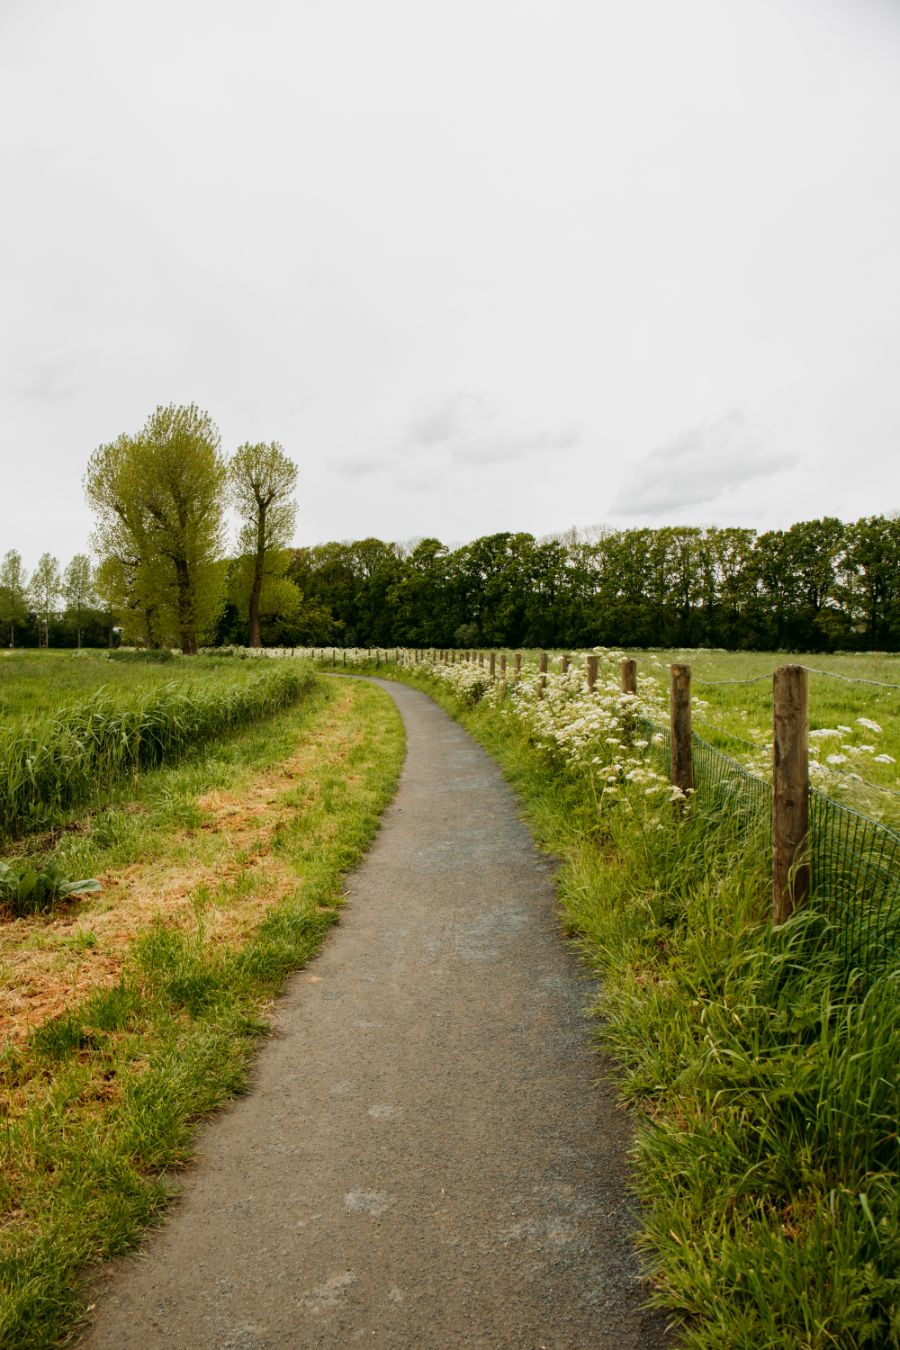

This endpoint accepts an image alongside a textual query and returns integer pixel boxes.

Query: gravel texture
[81,678,672,1349]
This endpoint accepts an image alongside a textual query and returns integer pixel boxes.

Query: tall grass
[0,664,314,840]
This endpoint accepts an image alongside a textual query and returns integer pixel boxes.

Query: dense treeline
[274,516,900,652]
[5,515,899,654]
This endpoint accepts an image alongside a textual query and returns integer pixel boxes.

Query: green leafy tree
[228,548,306,645]
[0,550,29,647]
[62,554,95,648]
[384,539,451,645]
[28,553,62,648]
[85,406,228,653]
[228,442,298,647]
[842,515,900,647]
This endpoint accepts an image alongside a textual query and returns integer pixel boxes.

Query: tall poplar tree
[29,553,62,648]
[62,554,95,648]
[228,442,298,647]
[0,550,29,647]
[85,405,227,653]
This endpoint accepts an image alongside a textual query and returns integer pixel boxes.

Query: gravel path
[82,678,671,1349]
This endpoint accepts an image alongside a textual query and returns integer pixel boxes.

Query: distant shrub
[105,649,178,663]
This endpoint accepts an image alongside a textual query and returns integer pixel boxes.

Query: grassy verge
[0,676,405,1348]
[356,662,900,1350]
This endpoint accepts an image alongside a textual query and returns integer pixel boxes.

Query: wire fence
[810,790,900,975]
[281,647,900,979]
[640,714,900,977]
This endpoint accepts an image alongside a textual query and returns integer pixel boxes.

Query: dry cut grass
[0,682,362,1042]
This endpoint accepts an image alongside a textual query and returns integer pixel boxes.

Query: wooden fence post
[489,652,496,682]
[586,655,597,691]
[561,654,569,674]
[620,657,638,742]
[538,651,548,698]
[669,664,694,800]
[772,665,810,924]
[479,652,484,668]
[500,652,507,680]
[515,652,522,685]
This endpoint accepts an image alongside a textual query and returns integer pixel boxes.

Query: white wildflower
[857,717,882,734]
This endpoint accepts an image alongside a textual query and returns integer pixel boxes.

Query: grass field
[0,673,405,1348]
[0,649,225,719]
[0,651,316,844]
[626,649,900,824]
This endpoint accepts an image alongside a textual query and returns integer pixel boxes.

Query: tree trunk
[248,561,264,648]
[174,558,197,655]
[248,502,267,648]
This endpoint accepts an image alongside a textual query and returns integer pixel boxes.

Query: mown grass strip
[361,662,900,1350]
[0,676,405,1349]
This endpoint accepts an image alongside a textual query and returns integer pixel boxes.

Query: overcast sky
[2,0,899,567]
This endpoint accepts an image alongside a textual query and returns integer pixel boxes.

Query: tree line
[1,402,897,653]
[279,516,900,652]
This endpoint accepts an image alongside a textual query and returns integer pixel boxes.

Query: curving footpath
[82,678,671,1349]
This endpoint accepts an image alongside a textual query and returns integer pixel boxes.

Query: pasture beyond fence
[236,644,900,976]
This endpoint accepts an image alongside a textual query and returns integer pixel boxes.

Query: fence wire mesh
[809,790,900,976]
[640,716,900,976]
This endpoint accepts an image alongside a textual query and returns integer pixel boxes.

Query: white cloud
[611,410,797,516]
[404,391,579,471]
[405,392,492,447]
[14,355,84,403]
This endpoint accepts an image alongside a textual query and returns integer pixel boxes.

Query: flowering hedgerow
[395,649,686,813]
[295,646,900,826]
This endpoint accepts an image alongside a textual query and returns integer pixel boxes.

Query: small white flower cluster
[809,718,895,780]
[721,712,897,822]
[407,649,682,810]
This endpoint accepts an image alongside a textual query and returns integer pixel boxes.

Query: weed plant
[359,658,900,1349]
[0,860,100,917]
